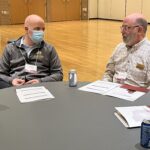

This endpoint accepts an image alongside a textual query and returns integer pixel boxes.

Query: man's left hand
[25,79,40,85]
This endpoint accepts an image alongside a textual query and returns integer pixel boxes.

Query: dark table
[0,82,149,150]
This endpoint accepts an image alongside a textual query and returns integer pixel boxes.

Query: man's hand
[12,78,25,86]
[25,79,40,85]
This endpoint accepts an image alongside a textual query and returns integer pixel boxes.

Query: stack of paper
[78,80,146,101]
[115,106,150,128]
[16,86,54,103]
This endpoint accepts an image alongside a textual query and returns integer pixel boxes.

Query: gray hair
[136,18,148,33]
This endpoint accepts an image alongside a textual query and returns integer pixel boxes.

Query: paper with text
[79,80,145,101]
[106,86,145,101]
[78,80,120,95]
[16,86,54,103]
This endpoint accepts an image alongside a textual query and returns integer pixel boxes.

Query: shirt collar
[19,37,41,49]
[19,37,24,47]
[132,37,147,49]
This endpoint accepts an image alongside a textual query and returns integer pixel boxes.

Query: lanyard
[19,48,40,66]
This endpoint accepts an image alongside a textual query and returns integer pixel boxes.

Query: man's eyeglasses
[120,25,139,31]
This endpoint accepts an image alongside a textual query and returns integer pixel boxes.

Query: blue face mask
[30,30,44,44]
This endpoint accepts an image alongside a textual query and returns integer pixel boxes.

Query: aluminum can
[69,69,77,87]
[140,119,150,148]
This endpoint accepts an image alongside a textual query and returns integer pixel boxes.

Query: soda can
[140,119,150,148]
[68,69,77,87]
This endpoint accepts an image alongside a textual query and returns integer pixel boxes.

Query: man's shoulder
[142,39,150,47]
[43,41,53,48]
[6,37,22,47]
[41,42,59,58]
[116,42,126,48]
[137,39,150,53]
[114,42,126,53]
[42,41,56,52]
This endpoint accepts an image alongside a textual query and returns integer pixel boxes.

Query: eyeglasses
[120,25,139,31]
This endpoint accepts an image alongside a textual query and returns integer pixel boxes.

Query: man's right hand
[12,78,25,86]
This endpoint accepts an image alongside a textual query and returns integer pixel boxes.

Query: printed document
[16,86,54,103]
[105,86,145,101]
[79,80,146,101]
[115,106,150,128]
[79,80,120,95]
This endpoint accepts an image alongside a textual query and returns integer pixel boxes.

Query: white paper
[78,80,120,95]
[115,106,150,128]
[106,86,145,101]
[16,86,54,103]
[78,80,145,101]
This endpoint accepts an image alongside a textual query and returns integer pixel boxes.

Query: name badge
[116,72,127,84]
[118,72,127,79]
[25,64,37,73]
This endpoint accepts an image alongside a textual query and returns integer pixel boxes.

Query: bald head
[124,13,148,33]
[24,14,45,28]
[125,13,146,21]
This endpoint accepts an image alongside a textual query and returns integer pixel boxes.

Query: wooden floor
[0,20,150,81]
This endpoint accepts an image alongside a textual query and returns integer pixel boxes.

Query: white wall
[88,0,98,18]
[89,0,150,21]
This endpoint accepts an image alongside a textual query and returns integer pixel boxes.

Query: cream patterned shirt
[102,38,150,88]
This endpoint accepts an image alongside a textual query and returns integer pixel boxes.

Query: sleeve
[146,56,150,88]
[102,55,115,82]
[0,45,13,84]
[40,46,63,82]
[102,45,120,82]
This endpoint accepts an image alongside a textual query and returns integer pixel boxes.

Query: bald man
[102,13,150,88]
[0,14,63,89]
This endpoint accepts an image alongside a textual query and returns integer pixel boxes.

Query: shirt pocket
[129,63,147,81]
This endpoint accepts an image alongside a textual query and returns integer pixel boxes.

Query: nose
[120,27,126,34]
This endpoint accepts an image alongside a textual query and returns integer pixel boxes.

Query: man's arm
[40,46,63,82]
[102,43,124,82]
[102,56,115,82]
[146,56,150,88]
[0,45,13,84]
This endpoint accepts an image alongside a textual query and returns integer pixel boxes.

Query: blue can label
[140,120,150,148]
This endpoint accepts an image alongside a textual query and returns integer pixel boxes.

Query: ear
[137,26,143,33]
[25,26,28,31]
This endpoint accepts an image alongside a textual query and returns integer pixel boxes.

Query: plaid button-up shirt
[102,38,150,88]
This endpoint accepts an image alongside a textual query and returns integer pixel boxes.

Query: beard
[122,33,136,46]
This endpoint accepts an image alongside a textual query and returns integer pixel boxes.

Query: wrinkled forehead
[122,17,137,26]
